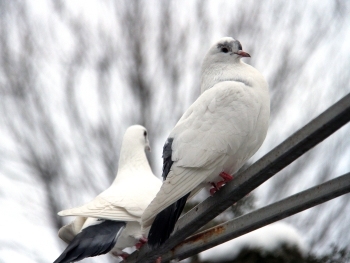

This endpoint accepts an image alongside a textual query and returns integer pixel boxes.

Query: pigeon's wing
[58,188,143,222]
[59,175,161,222]
[171,81,261,169]
[54,220,126,263]
[58,197,140,222]
[143,82,259,228]
[143,165,220,229]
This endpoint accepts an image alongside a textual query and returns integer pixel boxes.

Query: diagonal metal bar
[126,93,350,263]
[161,172,350,261]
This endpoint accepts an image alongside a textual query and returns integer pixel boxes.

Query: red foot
[135,237,148,250]
[135,242,143,250]
[155,257,162,263]
[209,172,234,196]
[216,180,226,188]
[209,182,218,196]
[219,172,233,182]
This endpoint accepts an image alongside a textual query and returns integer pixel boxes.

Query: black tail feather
[53,220,126,263]
[148,193,190,249]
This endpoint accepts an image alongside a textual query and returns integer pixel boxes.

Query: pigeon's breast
[209,80,269,177]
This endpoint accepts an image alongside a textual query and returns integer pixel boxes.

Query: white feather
[57,125,162,256]
[142,37,270,231]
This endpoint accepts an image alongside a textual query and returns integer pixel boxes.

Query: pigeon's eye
[238,43,243,51]
[221,47,229,53]
[143,131,147,137]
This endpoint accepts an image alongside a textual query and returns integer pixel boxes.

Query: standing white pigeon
[142,37,270,248]
[54,125,162,263]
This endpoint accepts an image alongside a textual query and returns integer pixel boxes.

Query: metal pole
[126,93,350,263]
[163,172,350,261]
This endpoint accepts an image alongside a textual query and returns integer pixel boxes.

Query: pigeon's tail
[53,220,126,263]
[148,192,190,249]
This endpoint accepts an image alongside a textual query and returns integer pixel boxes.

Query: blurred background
[0,0,350,262]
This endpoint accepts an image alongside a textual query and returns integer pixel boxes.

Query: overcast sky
[0,1,350,263]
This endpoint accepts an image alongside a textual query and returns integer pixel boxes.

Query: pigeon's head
[204,37,250,64]
[124,125,151,152]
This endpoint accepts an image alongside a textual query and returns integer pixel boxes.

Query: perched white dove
[143,37,270,248]
[54,125,162,263]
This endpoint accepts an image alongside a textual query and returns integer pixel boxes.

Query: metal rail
[160,172,350,261]
[125,93,350,263]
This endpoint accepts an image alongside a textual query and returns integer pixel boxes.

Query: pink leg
[216,180,226,188]
[209,182,218,196]
[155,257,162,263]
[209,172,234,195]
[219,171,233,182]
[216,172,234,189]
[135,236,148,250]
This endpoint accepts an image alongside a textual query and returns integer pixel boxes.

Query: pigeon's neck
[200,61,258,93]
[116,143,151,177]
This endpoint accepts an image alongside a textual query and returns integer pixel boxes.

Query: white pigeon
[54,125,162,263]
[142,37,270,247]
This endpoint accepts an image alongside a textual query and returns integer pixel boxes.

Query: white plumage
[56,125,162,259]
[143,37,270,247]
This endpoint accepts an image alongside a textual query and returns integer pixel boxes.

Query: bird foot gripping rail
[125,93,350,263]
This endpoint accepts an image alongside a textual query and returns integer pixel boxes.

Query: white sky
[0,1,350,262]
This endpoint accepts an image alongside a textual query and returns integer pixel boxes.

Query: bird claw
[135,242,143,250]
[135,237,148,249]
[209,181,225,195]
[216,180,226,188]
[219,171,233,182]
[209,182,218,196]
[209,172,234,196]
[155,257,162,263]
[209,187,217,196]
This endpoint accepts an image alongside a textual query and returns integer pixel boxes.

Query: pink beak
[235,50,251,57]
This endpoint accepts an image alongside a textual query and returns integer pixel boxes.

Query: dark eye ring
[221,47,229,53]
[143,131,147,137]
